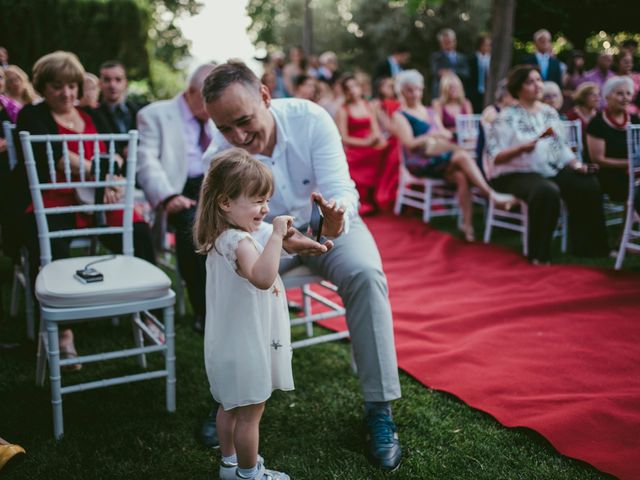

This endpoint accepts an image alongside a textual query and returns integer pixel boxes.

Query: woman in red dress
[335,73,391,215]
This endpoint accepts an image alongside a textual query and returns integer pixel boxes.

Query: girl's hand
[272,215,294,238]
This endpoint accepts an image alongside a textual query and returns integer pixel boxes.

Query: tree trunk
[303,0,314,55]
[485,0,516,107]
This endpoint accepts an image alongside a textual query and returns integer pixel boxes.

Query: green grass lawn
[1,209,634,480]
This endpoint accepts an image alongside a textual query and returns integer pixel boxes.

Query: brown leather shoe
[0,444,26,473]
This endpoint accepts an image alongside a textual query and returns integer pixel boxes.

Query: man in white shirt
[202,61,403,472]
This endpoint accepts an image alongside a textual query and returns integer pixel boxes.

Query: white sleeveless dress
[204,228,294,410]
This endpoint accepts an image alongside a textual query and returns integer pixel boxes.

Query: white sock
[237,464,259,479]
[221,453,237,465]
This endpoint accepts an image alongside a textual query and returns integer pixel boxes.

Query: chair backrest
[626,124,640,209]
[2,121,18,170]
[455,114,481,153]
[561,119,583,161]
[19,130,138,266]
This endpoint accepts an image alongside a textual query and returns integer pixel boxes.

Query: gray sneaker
[219,455,264,480]
[235,462,290,480]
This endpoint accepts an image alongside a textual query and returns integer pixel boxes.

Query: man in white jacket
[136,63,216,334]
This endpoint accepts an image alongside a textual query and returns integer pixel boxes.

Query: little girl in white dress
[193,148,294,480]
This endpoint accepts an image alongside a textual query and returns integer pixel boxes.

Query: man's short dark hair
[202,60,262,104]
[99,60,126,73]
[294,73,313,89]
[475,34,491,51]
[507,64,540,99]
[392,44,410,54]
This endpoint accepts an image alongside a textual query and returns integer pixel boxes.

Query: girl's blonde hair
[438,73,466,104]
[193,148,274,254]
[5,65,38,104]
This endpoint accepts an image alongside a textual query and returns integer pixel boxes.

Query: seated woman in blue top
[392,69,514,241]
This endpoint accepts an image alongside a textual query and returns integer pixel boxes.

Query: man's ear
[260,83,271,108]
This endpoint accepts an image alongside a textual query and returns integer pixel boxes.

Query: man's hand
[0,138,7,154]
[165,195,196,215]
[311,192,345,238]
[283,228,333,256]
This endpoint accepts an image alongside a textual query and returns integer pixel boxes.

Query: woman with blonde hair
[432,72,473,138]
[1,65,38,122]
[4,65,38,106]
[566,81,600,161]
[79,72,100,109]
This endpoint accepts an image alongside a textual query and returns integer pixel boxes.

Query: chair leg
[24,293,35,341]
[615,209,635,270]
[46,320,64,439]
[560,204,568,254]
[522,205,529,257]
[10,266,21,317]
[483,200,494,244]
[393,173,405,216]
[164,306,176,413]
[302,285,313,337]
[35,317,48,386]
[174,266,186,317]
[21,251,36,341]
[131,313,147,369]
[350,347,358,375]
[423,182,433,223]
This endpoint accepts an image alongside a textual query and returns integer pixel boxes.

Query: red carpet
[301,214,640,480]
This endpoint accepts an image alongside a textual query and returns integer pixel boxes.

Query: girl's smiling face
[222,194,270,232]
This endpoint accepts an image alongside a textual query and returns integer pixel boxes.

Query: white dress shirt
[204,98,359,237]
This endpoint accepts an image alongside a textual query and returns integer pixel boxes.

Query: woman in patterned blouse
[486,65,609,264]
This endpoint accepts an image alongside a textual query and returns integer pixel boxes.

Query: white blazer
[136,94,214,208]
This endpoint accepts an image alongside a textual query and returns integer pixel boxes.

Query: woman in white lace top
[486,65,609,263]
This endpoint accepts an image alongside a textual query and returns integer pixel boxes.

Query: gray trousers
[281,217,401,402]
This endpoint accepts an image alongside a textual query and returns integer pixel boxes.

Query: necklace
[54,111,77,130]
[604,108,628,130]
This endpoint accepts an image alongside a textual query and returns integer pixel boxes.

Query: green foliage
[146,0,203,69]
[246,0,492,79]
[0,0,152,80]
[584,31,640,55]
[514,0,640,48]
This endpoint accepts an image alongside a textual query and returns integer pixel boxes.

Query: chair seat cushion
[36,255,171,308]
